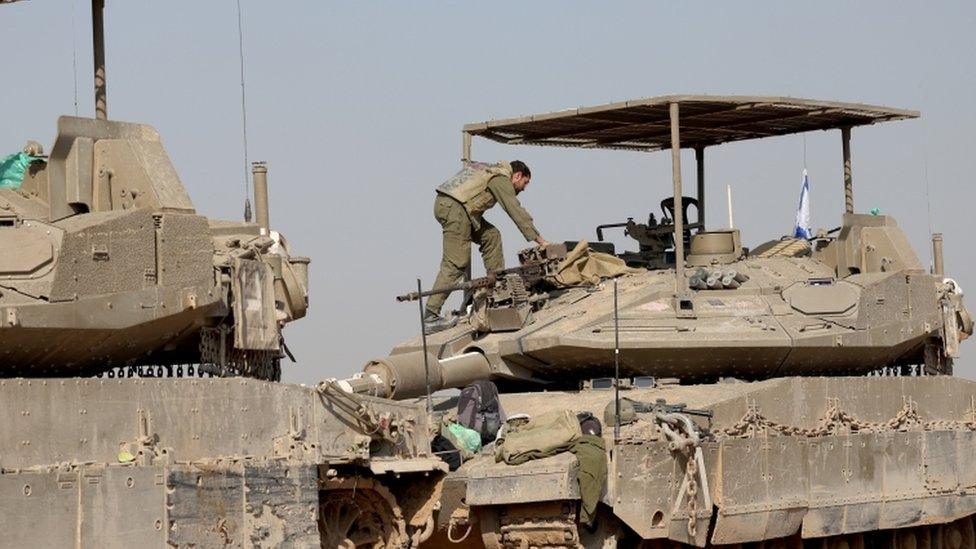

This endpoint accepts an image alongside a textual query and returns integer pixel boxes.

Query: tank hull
[436,376,976,547]
[0,378,445,547]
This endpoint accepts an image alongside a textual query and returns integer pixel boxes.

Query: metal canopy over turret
[462,95,920,299]
[462,95,918,152]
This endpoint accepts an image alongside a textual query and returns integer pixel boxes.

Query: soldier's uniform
[427,161,540,316]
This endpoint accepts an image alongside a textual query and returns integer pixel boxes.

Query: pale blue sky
[3,2,975,384]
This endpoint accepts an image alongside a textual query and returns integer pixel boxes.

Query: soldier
[424,160,549,333]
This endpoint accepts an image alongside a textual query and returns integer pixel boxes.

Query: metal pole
[727,184,734,229]
[695,146,705,230]
[251,161,270,235]
[932,233,944,276]
[669,102,687,296]
[457,131,473,313]
[462,131,472,163]
[417,278,433,414]
[92,0,107,120]
[613,278,621,441]
[842,127,853,214]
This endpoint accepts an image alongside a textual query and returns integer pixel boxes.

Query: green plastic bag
[446,422,482,454]
[0,152,40,190]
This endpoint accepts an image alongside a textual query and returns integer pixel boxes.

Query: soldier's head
[510,160,531,194]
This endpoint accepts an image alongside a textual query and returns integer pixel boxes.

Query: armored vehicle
[0,3,448,547]
[0,115,309,381]
[353,97,971,399]
[337,96,976,547]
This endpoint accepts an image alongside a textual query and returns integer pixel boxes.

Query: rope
[235,0,252,221]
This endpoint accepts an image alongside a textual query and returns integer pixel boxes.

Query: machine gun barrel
[396,273,498,302]
[395,262,550,303]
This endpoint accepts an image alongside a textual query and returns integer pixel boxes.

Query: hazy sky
[3,2,975,385]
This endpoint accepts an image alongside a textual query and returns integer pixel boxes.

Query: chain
[685,452,699,537]
[719,397,976,439]
[657,412,707,539]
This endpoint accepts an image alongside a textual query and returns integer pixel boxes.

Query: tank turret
[0,117,309,379]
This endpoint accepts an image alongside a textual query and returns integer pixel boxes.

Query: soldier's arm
[487,175,543,243]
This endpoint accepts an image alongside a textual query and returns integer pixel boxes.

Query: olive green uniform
[427,162,540,316]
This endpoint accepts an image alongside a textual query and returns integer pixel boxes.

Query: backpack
[457,380,505,444]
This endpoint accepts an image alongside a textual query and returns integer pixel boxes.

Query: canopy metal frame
[461,95,919,300]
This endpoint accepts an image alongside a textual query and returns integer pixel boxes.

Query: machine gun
[631,398,714,421]
[396,243,567,303]
[396,244,568,332]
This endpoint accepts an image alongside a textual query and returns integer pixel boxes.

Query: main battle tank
[344,96,972,400]
[0,116,309,380]
[336,96,976,548]
[0,4,448,548]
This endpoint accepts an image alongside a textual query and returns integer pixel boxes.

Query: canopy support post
[695,146,705,230]
[669,102,689,302]
[462,131,472,163]
[456,131,474,316]
[842,127,853,213]
[92,0,107,120]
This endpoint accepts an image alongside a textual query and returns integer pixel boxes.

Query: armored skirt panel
[0,378,443,548]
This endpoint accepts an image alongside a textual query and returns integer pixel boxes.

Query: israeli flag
[793,169,812,239]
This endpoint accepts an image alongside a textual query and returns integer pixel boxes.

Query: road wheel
[319,479,406,549]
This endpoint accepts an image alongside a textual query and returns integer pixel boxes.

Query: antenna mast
[92,0,107,119]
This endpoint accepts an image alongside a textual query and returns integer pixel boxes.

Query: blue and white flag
[793,169,812,239]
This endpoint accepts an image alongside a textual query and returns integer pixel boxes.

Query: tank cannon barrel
[334,351,491,399]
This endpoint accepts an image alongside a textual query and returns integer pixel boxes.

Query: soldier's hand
[535,237,551,248]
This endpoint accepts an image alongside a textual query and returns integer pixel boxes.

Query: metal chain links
[656,412,708,539]
[660,396,976,540]
[685,452,699,537]
[719,396,976,439]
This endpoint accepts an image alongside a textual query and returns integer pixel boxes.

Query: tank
[346,96,972,399]
[0,4,447,547]
[0,116,309,381]
[337,96,976,547]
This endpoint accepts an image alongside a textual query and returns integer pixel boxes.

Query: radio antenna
[613,277,621,441]
[235,0,252,222]
[417,278,433,414]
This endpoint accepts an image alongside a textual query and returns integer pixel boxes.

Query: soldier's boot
[423,310,458,335]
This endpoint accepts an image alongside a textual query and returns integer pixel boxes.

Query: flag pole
[726,184,734,229]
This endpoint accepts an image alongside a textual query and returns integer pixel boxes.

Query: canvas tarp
[553,240,639,287]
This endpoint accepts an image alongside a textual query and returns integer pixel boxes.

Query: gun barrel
[335,351,493,399]
[395,274,497,302]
